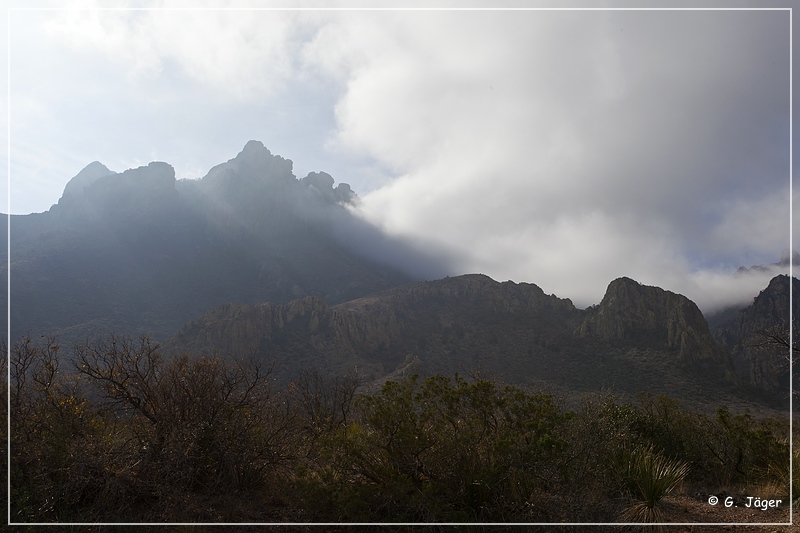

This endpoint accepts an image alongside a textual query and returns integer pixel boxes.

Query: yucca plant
[754,437,793,505]
[619,445,690,527]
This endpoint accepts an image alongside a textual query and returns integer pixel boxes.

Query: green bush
[303,373,568,522]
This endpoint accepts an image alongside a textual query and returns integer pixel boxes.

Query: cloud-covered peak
[202,140,293,185]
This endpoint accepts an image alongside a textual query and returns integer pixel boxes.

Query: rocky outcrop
[577,277,731,372]
[302,171,357,205]
[167,274,583,382]
[711,275,797,400]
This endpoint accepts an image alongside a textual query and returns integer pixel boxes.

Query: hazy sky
[1,1,796,312]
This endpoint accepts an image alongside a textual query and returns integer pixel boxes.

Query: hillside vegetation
[7,335,792,525]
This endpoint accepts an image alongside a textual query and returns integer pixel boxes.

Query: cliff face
[330,274,580,354]
[170,296,335,359]
[167,274,584,383]
[166,274,749,409]
[711,275,797,400]
[577,277,729,371]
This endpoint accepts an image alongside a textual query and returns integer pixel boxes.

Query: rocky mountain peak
[764,273,795,302]
[196,141,296,205]
[59,161,115,201]
[578,277,725,367]
[54,161,177,217]
[710,274,798,403]
[88,161,176,195]
[240,139,269,154]
[234,139,293,181]
[719,274,797,341]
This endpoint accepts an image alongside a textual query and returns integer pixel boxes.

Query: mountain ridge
[4,141,443,345]
[166,272,774,411]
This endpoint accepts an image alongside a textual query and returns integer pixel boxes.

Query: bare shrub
[74,335,297,497]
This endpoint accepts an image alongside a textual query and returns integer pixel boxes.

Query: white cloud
[703,190,794,260]
[7,6,793,312]
[308,10,791,308]
[43,7,311,101]
[685,265,799,314]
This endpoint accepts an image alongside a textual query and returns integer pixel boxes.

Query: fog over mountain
[5,138,793,356]
[3,7,793,317]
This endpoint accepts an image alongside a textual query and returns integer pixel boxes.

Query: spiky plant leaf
[618,446,689,527]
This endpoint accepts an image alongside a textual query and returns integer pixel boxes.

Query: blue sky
[1,1,796,312]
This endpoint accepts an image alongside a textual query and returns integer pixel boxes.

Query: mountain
[710,274,798,402]
[6,142,790,411]
[4,141,447,345]
[577,277,732,376]
[167,273,754,410]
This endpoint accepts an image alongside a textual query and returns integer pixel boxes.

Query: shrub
[74,336,297,497]
[306,373,568,522]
